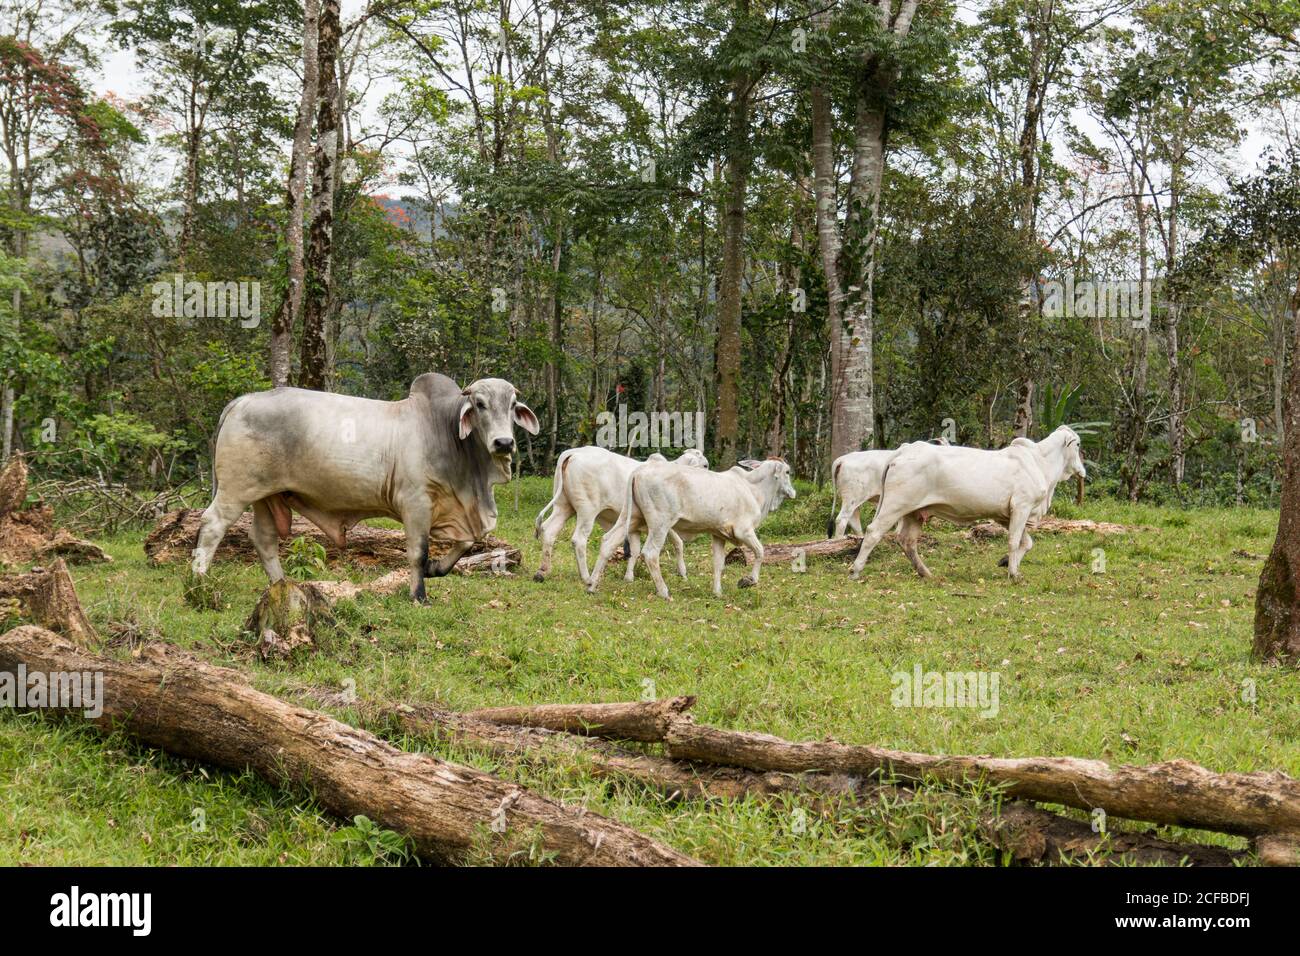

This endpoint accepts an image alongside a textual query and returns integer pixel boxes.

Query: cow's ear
[512,402,540,435]
[458,398,474,439]
[738,459,763,470]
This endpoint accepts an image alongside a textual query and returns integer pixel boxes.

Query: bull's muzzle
[492,436,515,455]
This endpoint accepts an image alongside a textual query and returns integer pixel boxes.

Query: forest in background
[1,0,1299,509]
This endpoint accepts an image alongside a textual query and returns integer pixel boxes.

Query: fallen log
[467,696,697,743]
[473,699,1300,847]
[661,718,1300,841]
[0,559,98,645]
[144,507,519,573]
[0,626,699,867]
[390,700,1241,866]
[966,516,1137,540]
[726,536,861,566]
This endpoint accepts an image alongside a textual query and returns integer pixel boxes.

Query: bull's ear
[512,402,540,435]
[458,399,474,439]
[738,459,763,470]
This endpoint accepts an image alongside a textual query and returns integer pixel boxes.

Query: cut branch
[467,696,697,743]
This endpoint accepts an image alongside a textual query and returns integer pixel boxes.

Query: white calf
[587,458,796,599]
[533,446,708,583]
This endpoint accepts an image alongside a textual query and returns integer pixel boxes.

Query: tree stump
[0,559,98,645]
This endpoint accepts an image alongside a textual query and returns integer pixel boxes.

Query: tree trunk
[1254,275,1300,665]
[1165,140,1185,485]
[0,627,698,866]
[299,0,341,391]
[270,0,320,388]
[715,33,750,469]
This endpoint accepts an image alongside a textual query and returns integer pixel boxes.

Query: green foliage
[332,815,416,866]
[284,537,328,581]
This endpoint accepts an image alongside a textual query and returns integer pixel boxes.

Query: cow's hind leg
[850,502,908,580]
[191,493,248,576]
[641,523,672,600]
[587,512,631,593]
[249,498,286,584]
[624,531,643,582]
[897,512,932,579]
[533,500,573,582]
[571,510,599,585]
[670,530,688,579]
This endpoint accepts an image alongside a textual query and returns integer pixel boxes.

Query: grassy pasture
[1,477,1293,866]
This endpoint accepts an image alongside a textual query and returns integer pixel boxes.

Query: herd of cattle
[189,374,1088,603]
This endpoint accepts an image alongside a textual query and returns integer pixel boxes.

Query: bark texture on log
[660,718,1300,839]
[422,699,1241,866]
[0,559,97,645]
[144,508,517,572]
[0,453,26,517]
[965,517,1137,539]
[468,696,697,743]
[0,627,698,867]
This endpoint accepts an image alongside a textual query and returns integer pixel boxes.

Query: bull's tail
[534,449,572,538]
[208,396,243,500]
[826,458,842,538]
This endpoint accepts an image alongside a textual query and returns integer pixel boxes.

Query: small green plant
[333,815,415,866]
[285,536,328,580]
[182,567,228,611]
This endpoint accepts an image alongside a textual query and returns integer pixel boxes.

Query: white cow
[587,458,796,600]
[848,426,1086,582]
[827,449,897,538]
[533,446,708,583]
[827,439,950,538]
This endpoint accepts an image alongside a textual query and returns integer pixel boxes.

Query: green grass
[2,476,1293,865]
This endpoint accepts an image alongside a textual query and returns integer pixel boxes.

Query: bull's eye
[476,400,486,410]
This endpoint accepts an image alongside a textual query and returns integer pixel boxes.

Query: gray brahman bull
[190,373,538,602]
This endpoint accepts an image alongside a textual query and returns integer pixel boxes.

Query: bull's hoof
[532,571,546,583]
[738,576,756,589]
[1009,572,1024,584]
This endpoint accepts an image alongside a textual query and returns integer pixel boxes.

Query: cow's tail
[874,462,893,524]
[534,450,571,538]
[208,396,243,500]
[826,458,842,538]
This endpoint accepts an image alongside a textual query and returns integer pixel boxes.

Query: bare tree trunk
[812,1,917,465]
[715,26,751,469]
[1012,1,1051,438]
[270,0,320,388]
[299,0,340,391]
[1165,137,1185,485]
[1254,276,1300,665]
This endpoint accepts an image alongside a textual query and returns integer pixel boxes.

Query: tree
[299,0,339,390]
[270,0,319,388]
